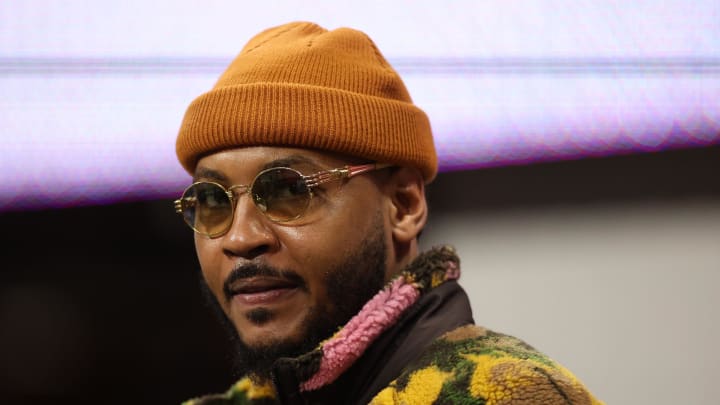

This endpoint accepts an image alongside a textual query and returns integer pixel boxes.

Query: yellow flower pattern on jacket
[370,325,603,405]
[372,366,452,405]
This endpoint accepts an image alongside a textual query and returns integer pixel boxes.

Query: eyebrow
[193,167,229,183]
[260,155,318,171]
[193,155,321,183]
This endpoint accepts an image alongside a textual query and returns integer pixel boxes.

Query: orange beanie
[176,21,437,181]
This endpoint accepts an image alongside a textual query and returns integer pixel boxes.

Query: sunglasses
[175,162,391,238]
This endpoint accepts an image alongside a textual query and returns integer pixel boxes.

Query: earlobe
[387,167,428,244]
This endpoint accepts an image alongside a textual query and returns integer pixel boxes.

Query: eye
[198,186,226,208]
[253,194,268,212]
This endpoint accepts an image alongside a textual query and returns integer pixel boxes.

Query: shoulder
[370,325,603,405]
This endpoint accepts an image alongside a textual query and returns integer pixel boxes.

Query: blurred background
[1,1,719,404]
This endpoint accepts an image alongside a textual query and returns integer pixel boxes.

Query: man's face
[193,146,392,376]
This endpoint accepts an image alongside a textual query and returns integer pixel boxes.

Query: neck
[386,239,419,281]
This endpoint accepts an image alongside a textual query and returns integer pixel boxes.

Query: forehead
[193,146,364,180]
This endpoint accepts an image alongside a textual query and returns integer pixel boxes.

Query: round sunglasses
[174,163,391,238]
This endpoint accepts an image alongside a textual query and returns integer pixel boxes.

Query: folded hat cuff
[176,82,437,182]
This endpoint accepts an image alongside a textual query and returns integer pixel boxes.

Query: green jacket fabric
[184,246,602,404]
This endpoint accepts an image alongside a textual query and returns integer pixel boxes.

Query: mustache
[222,262,307,302]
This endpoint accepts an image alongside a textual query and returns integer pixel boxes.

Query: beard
[198,214,387,381]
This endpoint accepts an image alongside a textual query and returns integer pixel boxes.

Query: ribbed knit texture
[176,22,437,181]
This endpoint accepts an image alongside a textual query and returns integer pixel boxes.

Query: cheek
[288,198,386,281]
[194,237,225,298]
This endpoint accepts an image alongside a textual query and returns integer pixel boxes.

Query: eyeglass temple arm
[305,163,392,188]
[174,196,196,214]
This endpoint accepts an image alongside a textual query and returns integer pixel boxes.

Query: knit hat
[176,21,437,182]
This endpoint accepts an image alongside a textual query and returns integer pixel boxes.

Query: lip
[228,277,300,306]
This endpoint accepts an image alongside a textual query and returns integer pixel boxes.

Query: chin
[240,329,300,349]
[234,312,304,348]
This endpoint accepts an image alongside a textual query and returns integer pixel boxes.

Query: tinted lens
[181,182,233,236]
[251,168,310,221]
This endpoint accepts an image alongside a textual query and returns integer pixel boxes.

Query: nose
[220,191,278,260]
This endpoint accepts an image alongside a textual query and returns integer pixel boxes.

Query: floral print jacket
[184,246,602,405]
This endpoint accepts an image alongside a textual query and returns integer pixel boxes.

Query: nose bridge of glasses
[226,183,263,220]
[227,184,250,199]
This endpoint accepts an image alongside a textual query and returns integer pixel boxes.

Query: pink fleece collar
[300,247,461,391]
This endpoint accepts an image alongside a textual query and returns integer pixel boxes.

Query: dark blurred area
[1,146,718,404]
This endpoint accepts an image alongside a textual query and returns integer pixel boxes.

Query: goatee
[198,216,387,381]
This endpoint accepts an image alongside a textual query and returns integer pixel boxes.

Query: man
[174,21,602,404]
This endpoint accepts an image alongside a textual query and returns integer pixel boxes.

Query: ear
[386,167,428,244]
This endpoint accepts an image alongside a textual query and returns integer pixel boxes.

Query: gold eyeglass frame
[174,162,392,238]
